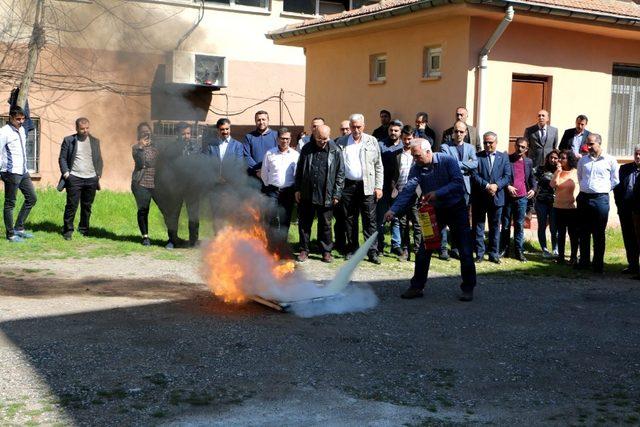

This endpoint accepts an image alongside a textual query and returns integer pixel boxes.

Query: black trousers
[298,202,333,254]
[263,185,295,235]
[63,175,98,235]
[554,207,579,262]
[342,179,377,257]
[164,192,200,244]
[333,201,346,252]
[577,192,609,272]
[131,182,159,236]
[618,206,639,272]
[1,172,37,238]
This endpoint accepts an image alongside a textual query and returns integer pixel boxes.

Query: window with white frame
[0,116,39,173]
[204,0,268,9]
[370,54,386,82]
[609,64,640,157]
[423,46,442,78]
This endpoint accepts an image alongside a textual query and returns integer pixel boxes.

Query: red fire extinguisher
[418,203,441,251]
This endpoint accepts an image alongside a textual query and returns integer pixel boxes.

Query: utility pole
[17,0,46,109]
[279,88,284,126]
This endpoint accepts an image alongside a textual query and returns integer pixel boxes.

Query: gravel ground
[0,250,639,426]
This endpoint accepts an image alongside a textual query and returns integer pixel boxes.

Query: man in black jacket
[613,145,640,276]
[294,125,345,263]
[558,114,590,156]
[59,117,103,240]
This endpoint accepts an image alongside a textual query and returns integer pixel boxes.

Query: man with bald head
[524,110,558,168]
[295,124,345,263]
[384,138,476,302]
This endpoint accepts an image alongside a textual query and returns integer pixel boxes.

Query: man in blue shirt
[384,139,477,302]
[243,110,278,184]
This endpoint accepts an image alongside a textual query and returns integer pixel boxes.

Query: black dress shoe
[458,291,474,302]
[622,267,639,274]
[515,253,527,263]
[369,254,382,265]
[345,252,354,260]
[401,288,424,299]
[439,249,450,261]
[474,256,483,263]
[488,256,501,264]
[391,246,403,256]
[499,248,509,258]
[450,249,460,259]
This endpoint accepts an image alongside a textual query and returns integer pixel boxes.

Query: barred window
[609,64,640,157]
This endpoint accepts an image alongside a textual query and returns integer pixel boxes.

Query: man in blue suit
[471,132,512,263]
[204,118,245,228]
[384,138,477,302]
[558,115,590,156]
[439,120,477,260]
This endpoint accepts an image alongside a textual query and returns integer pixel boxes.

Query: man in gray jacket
[336,113,384,264]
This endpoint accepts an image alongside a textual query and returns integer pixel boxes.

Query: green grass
[0,187,630,277]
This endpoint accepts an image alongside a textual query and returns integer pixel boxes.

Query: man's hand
[332,197,339,206]
[63,172,70,179]
[255,169,262,179]
[374,188,383,201]
[507,185,518,197]
[295,191,301,204]
[384,210,395,223]
[486,183,497,196]
[526,189,535,199]
[421,191,437,204]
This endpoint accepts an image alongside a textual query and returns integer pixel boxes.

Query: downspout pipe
[477,5,514,138]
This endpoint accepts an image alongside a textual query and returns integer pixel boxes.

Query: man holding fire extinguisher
[384,139,477,302]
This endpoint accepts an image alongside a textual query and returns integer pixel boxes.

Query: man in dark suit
[559,114,590,156]
[59,117,103,240]
[613,145,640,276]
[499,137,537,262]
[524,110,558,168]
[441,107,482,152]
[471,132,512,263]
[414,112,436,149]
[372,109,391,141]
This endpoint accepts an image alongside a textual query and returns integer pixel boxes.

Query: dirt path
[0,253,639,426]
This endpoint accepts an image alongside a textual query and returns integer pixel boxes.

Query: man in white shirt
[262,127,300,246]
[576,133,620,273]
[336,113,384,264]
[0,106,37,242]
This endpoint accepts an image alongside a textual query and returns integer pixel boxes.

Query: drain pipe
[477,5,514,137]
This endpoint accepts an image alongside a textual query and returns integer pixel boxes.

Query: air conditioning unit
[166,51,228,87]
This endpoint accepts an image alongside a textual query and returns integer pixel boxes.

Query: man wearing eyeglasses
[441,107,481,152]
[471,132,512,263]
[439,121,477,260]
[524,110,558,168]
[576,133,619,274]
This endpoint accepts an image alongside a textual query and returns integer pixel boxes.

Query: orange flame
[203,216,295,303]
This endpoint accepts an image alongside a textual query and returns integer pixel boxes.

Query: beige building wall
[0,0,308,190]
[302,14,472,138]
[468,17,640,154]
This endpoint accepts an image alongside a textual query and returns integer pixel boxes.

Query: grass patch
[0,187,630,279]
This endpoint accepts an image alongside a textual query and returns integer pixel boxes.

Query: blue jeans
[500,197,528,255]
[534,201,557,252]
[577,192,609,271]
[411,201,476,292]
[376,195,400,251]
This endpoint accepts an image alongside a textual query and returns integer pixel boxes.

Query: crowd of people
[1,104,637,302]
